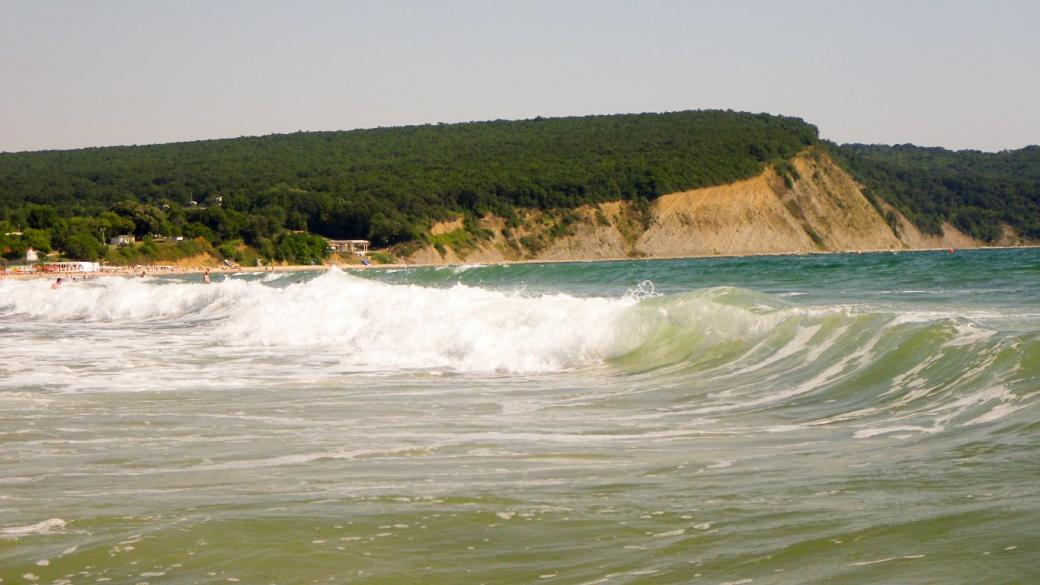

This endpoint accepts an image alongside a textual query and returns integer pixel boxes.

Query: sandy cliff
[407,149,1006,264]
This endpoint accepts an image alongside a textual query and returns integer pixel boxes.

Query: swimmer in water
[51,277,63,289]
[202,268,211,284]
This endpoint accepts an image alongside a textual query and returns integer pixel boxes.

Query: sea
[1,249,1037,585]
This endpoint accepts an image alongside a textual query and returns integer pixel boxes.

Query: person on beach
[51,277,63,289]
[203,269,211,284]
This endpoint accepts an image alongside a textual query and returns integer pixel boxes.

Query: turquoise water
[1,249,1038,584]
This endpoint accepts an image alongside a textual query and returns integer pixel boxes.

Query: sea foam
[0,269,816,374]
[215,269,641,372]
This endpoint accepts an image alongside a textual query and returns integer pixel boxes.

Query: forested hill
[833,143,1040,241]
[0,110,816,244]
[2,110,1038,266]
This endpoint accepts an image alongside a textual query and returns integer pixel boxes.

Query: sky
[1,0,1038,152]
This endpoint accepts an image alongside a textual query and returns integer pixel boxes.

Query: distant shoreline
[3,244,1037,282]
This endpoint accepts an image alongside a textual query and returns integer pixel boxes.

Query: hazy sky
[1,0,1037,152]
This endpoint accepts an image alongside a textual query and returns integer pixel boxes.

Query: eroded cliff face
[407,149,998,264]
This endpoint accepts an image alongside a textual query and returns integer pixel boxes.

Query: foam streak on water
[1,250,1038,584]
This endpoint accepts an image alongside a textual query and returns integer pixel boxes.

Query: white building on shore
[326,239,370,256]
[43,261,101,273]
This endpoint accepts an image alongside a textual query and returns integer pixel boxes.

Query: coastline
[3,244,1037,282]
[0,263,334,281]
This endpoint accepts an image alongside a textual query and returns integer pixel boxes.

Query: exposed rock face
[888,214,984,249]
[636,166,817,257]
[406,148,1002,264]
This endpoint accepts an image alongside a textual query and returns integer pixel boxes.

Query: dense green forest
[831,143,1040,241]
[1,110,1036,264]
[0,110,816,263]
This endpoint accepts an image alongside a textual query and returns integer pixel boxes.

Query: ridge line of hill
[0,110,1036,266]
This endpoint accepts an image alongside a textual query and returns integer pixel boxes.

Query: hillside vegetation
[0,110,1036,264]
[0,110,819,263]
[831,143,1040,241]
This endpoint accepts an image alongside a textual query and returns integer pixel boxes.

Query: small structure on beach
[25,247,39,263]
[43,261,100,273]
[326,239,370,256]
[110,234,136,246]
[2,264,35,275]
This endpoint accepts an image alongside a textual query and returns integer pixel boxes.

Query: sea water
[1,249,1037,584]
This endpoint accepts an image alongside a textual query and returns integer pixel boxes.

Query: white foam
[945,323,997,347]
[734,324,822,375]
[854,426,938,439]
[0,270,646,374]
[966,402,1027,426]
[1,518,66,538]
[4,269,1022,386]
[849,554,924,566]
[654,529,685,537]
[214,270,642,372]
[0,276,229,321]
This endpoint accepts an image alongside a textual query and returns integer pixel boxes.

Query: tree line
[830,142,1040,242]
[9,110,1036,263]
[0,110,818,262]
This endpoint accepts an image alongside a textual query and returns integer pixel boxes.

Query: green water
[1,249,1037,584]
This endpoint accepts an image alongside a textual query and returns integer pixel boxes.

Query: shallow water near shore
[1,249,1038,584]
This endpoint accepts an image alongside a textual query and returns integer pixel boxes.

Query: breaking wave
[0,268,1035,438]
[0,270,838,372]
